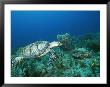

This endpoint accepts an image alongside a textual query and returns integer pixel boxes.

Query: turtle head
[49,41,62,48]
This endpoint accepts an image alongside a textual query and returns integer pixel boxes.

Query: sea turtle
[14,41,62,63]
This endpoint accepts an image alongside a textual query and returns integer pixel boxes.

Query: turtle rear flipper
[15,56,24,63]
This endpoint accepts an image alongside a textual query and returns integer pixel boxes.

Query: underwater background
[11,11,100,77]
[11,11,100,49]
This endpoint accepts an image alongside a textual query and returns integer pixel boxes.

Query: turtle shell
[16,41,50,58]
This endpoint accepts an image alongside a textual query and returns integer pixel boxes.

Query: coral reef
[57,33,75,51]
[85,39,100,52]
[72,48,92,59]
[11,33,100,77]
[77,33,100,50]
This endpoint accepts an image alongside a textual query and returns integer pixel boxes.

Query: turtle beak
[58,42,62,46]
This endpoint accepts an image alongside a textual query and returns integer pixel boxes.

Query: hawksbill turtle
[14,41,62,63]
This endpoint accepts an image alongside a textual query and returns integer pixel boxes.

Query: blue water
[11,11,100,49]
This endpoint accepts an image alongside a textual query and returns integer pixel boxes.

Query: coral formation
[72,48,92,59]
[57,33,75,51]
[11,33,100,77]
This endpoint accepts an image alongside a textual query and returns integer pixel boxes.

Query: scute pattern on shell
[17,41,50,58]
